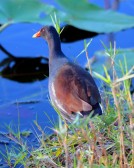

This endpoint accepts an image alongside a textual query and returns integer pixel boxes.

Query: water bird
[32,26,103,122]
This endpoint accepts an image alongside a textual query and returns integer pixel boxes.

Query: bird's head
[32,26,58,40]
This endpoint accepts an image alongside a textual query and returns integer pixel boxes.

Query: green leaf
[0,0,57,24]
[115,49,134,70]
[1,0,134,34]
[55,0,134,33]
[93,71,111,84]
[103,65,111,83]
[93,48,134,76]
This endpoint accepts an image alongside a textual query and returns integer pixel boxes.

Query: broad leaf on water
[92,48,134,75]
[0,0,63,25]
[0,0,134,34]
[55,0,134,33]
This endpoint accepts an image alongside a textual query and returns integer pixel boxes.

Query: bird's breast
[49,81,66,113]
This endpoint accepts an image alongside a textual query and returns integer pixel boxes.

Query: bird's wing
[54,64,101,113]
[70,75,100,109]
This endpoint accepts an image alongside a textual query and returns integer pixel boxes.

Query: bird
[32,26,103,122]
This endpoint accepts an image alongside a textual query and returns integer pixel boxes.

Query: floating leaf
[93,48,134,74]
[55,0,134,33]
[1,0,134,34]
[0,0,61,25]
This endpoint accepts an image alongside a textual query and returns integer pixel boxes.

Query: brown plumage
[32,26,102,122]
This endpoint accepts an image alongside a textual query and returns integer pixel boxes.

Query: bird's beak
[32,31,41,38]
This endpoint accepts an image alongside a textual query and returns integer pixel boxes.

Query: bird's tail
[91,103,103,117]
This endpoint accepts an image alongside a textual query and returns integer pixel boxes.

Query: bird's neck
[48,36,63,59]
[47,36,65,70]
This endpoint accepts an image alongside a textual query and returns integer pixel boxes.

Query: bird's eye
[41,28,45,33]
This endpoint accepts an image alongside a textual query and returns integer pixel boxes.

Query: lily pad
[0,0,134,34]
[0,0,56,24]
[92,48,134,74]
[56,0,134,33]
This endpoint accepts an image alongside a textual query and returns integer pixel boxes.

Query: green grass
[1,44,134,168]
